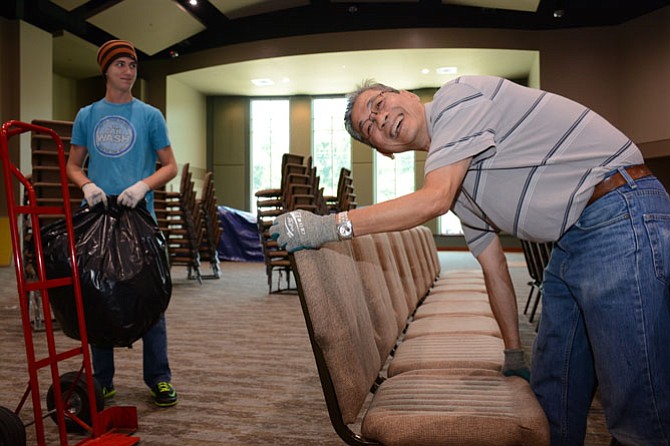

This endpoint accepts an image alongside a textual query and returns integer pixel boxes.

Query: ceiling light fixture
[189,0,198,5]
[251,78,274,86]
[421,68,430,74]
[436,66,458,75]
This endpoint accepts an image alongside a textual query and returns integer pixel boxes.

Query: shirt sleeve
[452,193,498,258]
[424,81,500,175]
[71,107,89,147]
[147,105,171,151]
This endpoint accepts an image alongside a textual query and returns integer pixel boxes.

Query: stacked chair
[325,167,357,213]
[255,153,341,293]
[196,172,222,279]
[155,164,223,283]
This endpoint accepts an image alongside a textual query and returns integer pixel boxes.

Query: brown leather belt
[587,164,653,206]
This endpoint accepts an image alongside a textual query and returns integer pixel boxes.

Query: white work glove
[81,182,107,208]
[270,210,338,253]
[118,181,151,208]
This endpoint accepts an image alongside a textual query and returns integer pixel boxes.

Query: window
[312,97,351,197]
[374,151,462,234]
[250,99,290,211]
[375,151,415,203]
[439,212,464,235]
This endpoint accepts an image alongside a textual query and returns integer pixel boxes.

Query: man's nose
[371,111,386,128]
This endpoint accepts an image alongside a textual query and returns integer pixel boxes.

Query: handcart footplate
[77,432,140,446]
[95,406,139,433]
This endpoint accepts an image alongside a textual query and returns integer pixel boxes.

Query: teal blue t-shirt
[71,98,171,214]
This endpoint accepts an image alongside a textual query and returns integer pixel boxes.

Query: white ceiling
[49,0,544,94]
[170,48,538,96]
[53,31,538,96]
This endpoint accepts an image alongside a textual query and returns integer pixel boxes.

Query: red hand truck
[0,120,140,445]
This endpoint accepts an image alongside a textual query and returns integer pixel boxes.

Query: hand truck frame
[0,120,140,446]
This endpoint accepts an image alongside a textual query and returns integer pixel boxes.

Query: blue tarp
[217,206,264,262]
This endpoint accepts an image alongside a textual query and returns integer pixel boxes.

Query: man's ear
[401,90,420,102]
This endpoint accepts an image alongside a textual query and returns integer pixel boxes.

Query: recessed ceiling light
[251,78,274,86]
[421,68,430,74]
[436,66,458,75]
[281,77,290,83]
[189,0,197,5]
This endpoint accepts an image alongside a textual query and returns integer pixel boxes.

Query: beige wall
[53,73,78,121]
[0,20,53,265]
[209,96,249,210]
[289,96,312,159]
[166,76,207,193]
[19,21,52,171]
[619,7,670,146]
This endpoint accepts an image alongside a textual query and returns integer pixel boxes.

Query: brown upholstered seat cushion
[387,334,504,377]
[362,369,549,446]
[413,299,494,319]
[405,315,501,339]
[432,282,489,293]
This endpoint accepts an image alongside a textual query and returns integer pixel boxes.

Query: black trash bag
[41,196,172,348]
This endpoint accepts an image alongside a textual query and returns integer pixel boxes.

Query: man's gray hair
[344,79,397,145]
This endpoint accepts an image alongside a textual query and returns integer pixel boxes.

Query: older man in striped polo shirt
[272,75,670,446]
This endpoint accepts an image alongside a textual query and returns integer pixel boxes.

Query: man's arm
[67,144,107,207]
[349,157,472,236]
[476,234,530,379]
[65,144,90,187]
[476,234,522,350]
[271,157,471,252]
[118,146,178,208]
[144,146,179,190]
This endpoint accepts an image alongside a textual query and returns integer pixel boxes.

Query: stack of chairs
[158,163,203,283]
[24,119,80,331]
[255,153,328,293]
[325,167,356,213]
[196,172,222,279]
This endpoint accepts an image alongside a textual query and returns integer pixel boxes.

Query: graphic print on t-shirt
[94,115,136,158]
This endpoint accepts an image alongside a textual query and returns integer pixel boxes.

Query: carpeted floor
[0,251,610,445]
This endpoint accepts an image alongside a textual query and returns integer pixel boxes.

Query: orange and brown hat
[97,39,137,74]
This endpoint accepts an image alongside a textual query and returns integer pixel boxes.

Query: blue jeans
[531,172,670,446]
[91,313,172,389]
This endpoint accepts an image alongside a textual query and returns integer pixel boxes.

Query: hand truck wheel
[46,371,104,432]
[0,406,26,446]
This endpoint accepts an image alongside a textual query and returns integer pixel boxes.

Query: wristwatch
[336,211,354,240]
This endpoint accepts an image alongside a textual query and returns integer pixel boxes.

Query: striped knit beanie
[97,40,137,74]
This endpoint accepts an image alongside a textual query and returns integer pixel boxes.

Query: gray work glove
[270,210,338,253]
[81,182,107,208]
[118,180,150,208]
[502,348,530,382]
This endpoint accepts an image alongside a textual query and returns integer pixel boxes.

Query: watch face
[338,221,353,238]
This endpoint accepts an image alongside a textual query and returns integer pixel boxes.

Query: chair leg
[529,285,542,323]
[523,283,536,315]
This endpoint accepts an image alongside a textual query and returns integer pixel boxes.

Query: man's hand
[82,182,108,208]
[502,348,530,382]
[118,181,150,208]
[270,210,338,252]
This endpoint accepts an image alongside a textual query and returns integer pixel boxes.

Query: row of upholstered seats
[292,226,549,446]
